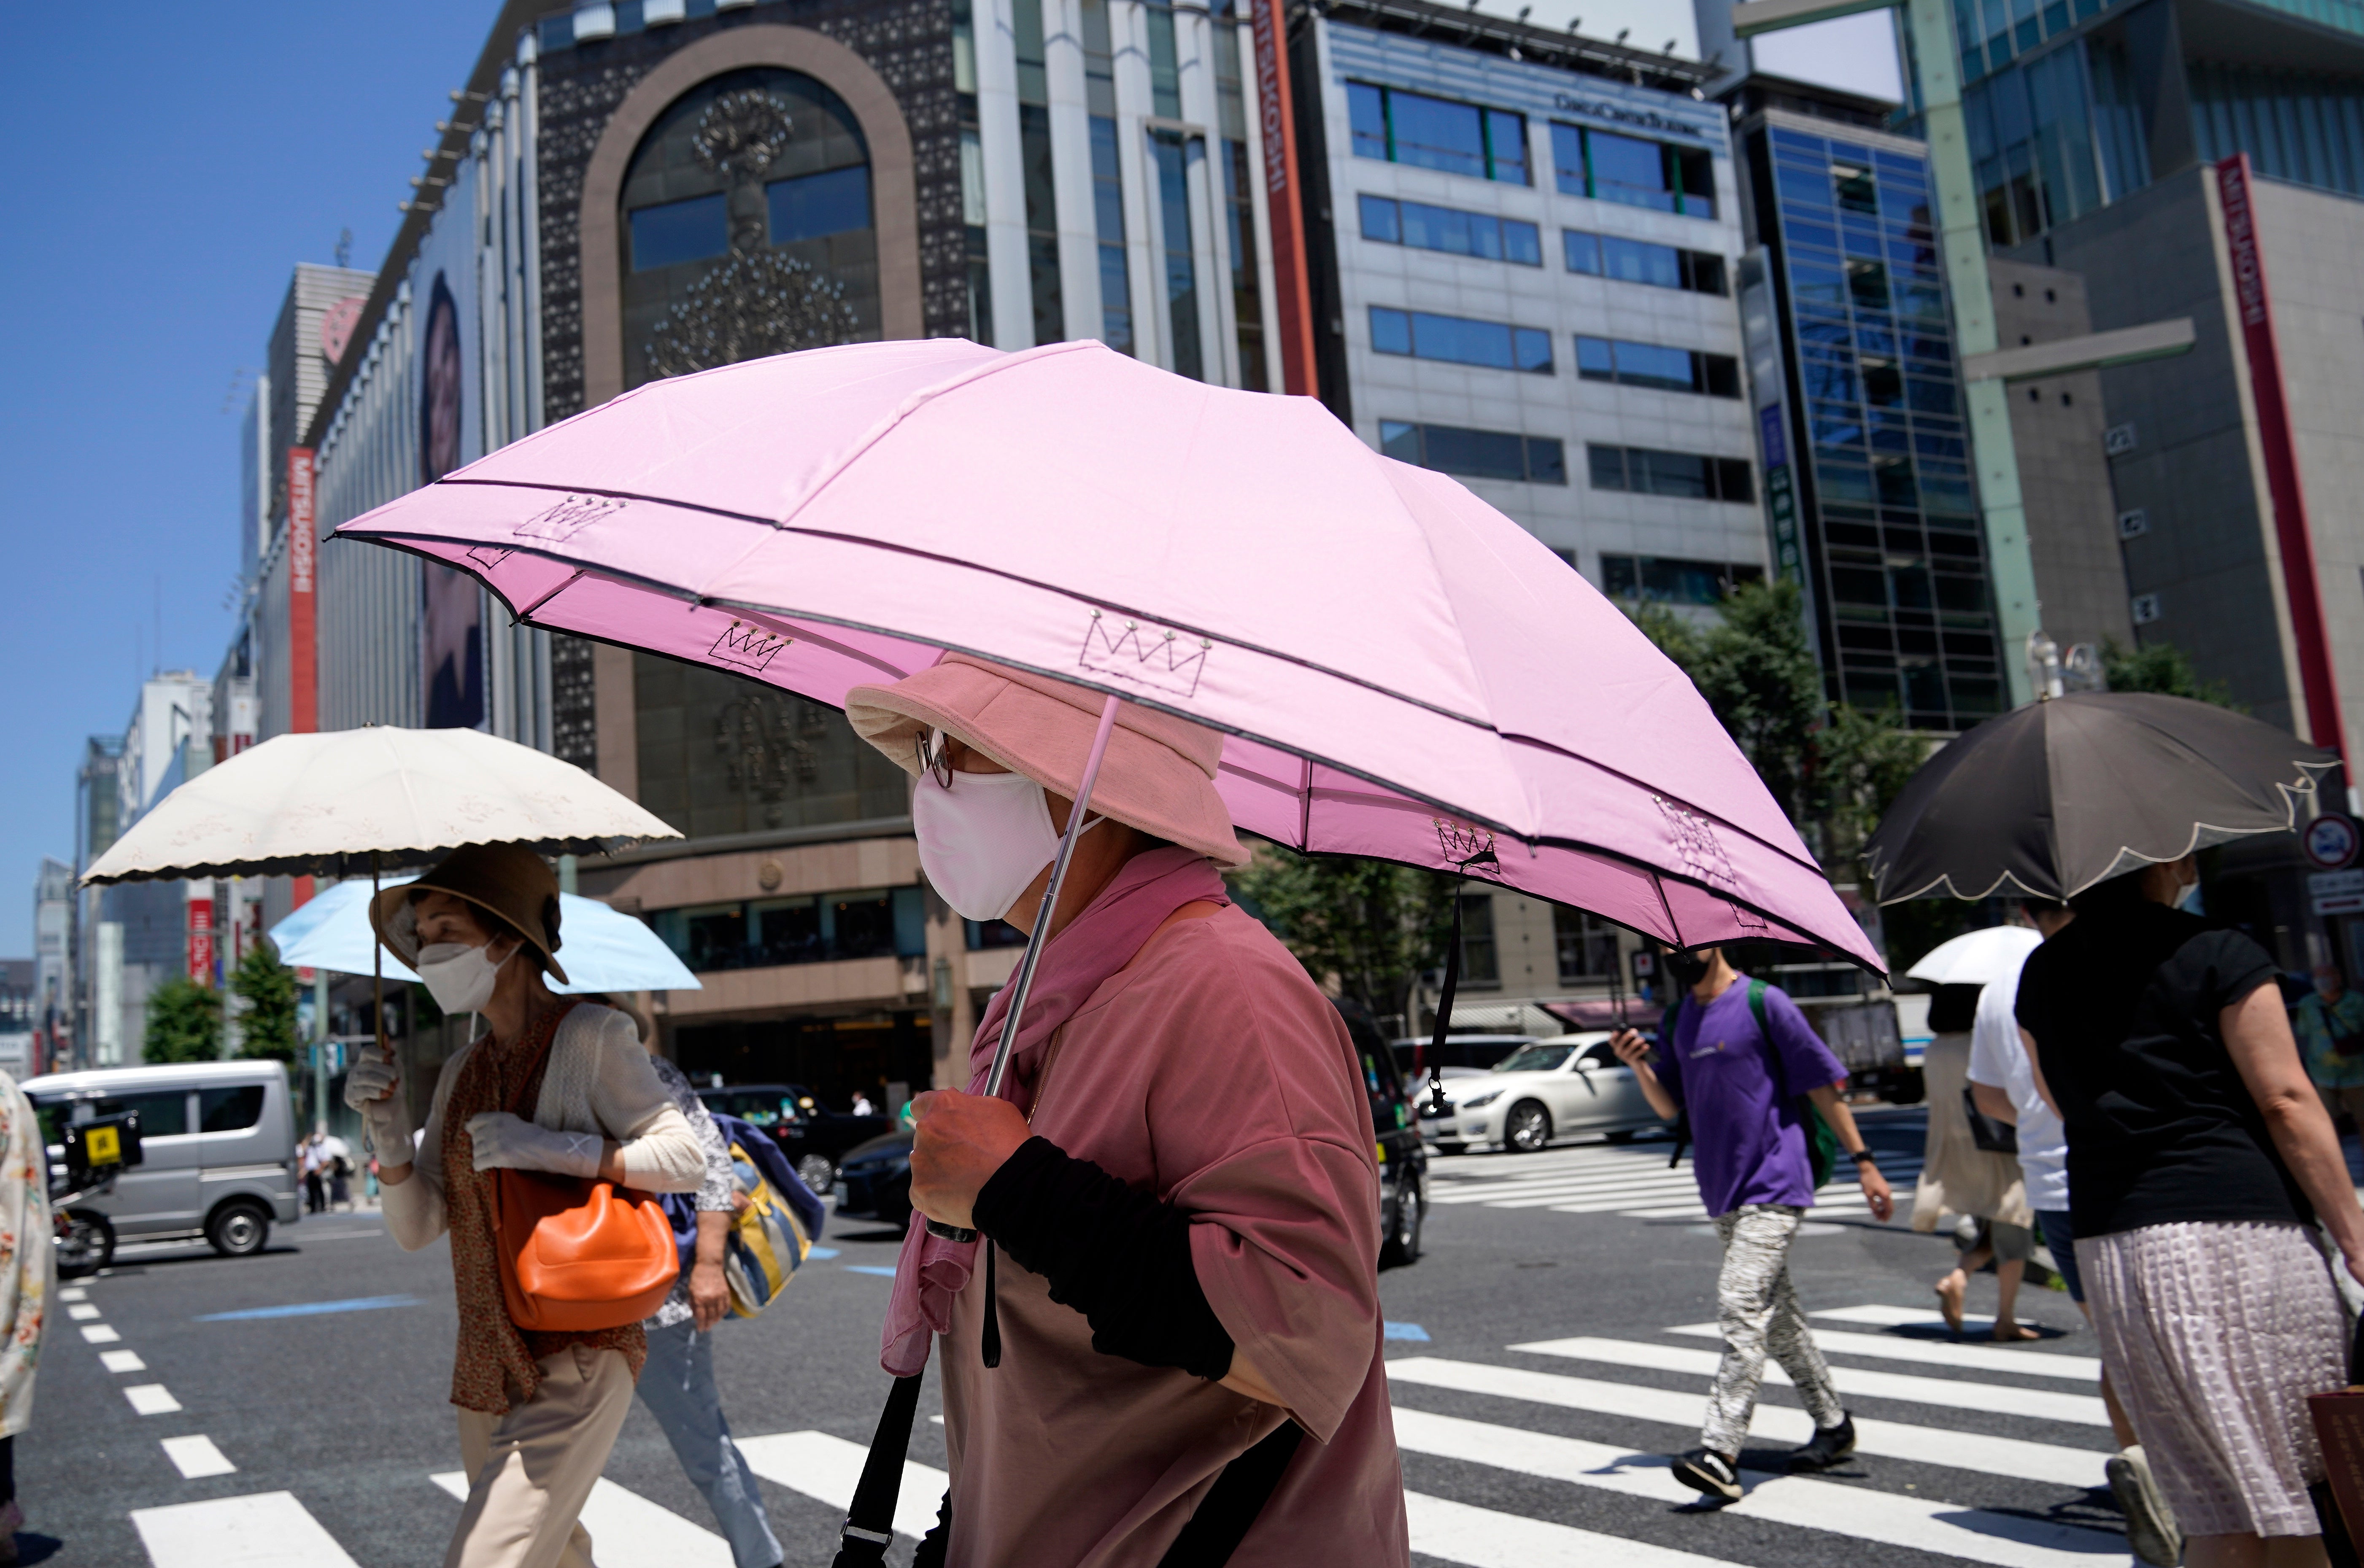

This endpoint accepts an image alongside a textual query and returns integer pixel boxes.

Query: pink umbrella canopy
[334,338,1878,967]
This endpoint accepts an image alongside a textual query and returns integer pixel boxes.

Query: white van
[26,1060,301,1269]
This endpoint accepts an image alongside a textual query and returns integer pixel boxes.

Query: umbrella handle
[923,693,1124,1246]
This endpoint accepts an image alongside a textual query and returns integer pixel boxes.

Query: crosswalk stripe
[1815,1303,1990,1330]
[1665,1321,2104,1382]
[125,1384,182,1416]
[1385,1356,2107,1487]
[1429,1175,1702,1206]
[1509,1337,2109,1426]
[101,1350,148,1374]
[739,1429,950,1541]
[1393,1407,2125,1568]
[161,1436,237,1480]
[132,1490,361,1568]
[1406,1490,1738,1567]
[1429,1166,1703,1196]
[81,1324,121,1344]
[429,1472,734,1564]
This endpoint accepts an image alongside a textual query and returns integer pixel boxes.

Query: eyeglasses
[915,729,954,789]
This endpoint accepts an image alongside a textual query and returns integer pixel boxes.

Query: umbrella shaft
[982,693,1123,1100]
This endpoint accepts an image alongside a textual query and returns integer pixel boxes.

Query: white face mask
[912,766,1099,923]
[416,940,514,1014]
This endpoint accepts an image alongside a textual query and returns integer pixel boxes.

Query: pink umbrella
[334,338,1876,975]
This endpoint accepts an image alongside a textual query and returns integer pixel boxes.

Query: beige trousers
[448,1346,634,1568]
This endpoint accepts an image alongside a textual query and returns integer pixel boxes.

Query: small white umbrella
[269,875,701,993]
[1905,924,2046,987]
[79,725,680,885]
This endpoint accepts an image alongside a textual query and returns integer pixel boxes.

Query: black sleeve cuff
[974,1136,1235,1381]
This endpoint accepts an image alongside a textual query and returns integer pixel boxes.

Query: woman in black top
[2017,855,2364,1567]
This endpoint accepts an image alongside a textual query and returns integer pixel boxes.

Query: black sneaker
[1669,1448,1743,1501]
[1786,1414,1858,1472]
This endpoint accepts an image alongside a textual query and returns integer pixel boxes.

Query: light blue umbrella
[267,873,699,993]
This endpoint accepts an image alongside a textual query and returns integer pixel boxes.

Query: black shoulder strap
[1157,1422,1305,1566]
[831,1373,924,1568]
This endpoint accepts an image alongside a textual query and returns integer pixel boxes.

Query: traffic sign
[2306,812,2362,871]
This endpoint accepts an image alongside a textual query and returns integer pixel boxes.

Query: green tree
[2102,636,2236,707]
[232,943,302,1064]
[1231,849,1456,1023]
[143,975,222,1064]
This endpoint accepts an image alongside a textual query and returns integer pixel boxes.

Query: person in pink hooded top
[843,654,1410,1568]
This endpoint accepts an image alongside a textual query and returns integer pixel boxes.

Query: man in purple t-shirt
[1611,945,1893,1501]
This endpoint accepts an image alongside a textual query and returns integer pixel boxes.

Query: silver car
[1417,1035,1660,1153]
[27,1060,302,1269]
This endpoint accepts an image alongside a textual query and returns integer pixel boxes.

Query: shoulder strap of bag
[1156,1422,1305,1567]
[833,1373,924,1567]
[1660,995,1689,1169]
[1753,980,1838,1187]
[505,1000,583,1120]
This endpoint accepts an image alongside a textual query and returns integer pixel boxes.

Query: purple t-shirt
[1656,977,1848,1217]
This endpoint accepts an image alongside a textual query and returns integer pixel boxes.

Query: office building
[33,859,70,1076]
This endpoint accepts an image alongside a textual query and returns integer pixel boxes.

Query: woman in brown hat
[343,842,706,1568]
[846,655,1409,1567]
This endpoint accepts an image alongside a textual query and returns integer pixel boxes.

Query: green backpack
[1662,978,1840,1189]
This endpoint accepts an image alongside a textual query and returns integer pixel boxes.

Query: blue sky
[0,3,494,952]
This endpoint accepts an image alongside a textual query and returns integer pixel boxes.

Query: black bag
[1961,1086,2019,1155]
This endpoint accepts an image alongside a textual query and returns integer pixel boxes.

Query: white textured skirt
[2083,1220,2347,1537]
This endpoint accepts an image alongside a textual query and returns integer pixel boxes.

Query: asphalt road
[38,1106,2137,1568]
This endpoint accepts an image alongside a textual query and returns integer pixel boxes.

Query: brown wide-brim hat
[367,841,570,983]
[845,655,1249,869]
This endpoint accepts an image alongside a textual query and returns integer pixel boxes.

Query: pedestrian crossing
[1423,1138,1926,1222]
[125,1295,2130,1568]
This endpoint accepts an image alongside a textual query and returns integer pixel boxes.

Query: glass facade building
[1739,112,2002,728]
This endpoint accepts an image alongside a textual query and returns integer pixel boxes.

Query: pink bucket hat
[845,655,1249,868]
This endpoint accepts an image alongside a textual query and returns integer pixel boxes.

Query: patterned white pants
[1705,1204,1846,1455]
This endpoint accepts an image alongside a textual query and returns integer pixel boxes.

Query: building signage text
[1551,93,1709,142]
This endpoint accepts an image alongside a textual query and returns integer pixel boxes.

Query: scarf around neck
[879,845,1230,1376]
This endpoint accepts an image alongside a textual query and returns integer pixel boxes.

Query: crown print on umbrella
[1077,609,1212,698]
[708,619,793,675]
[517,493,630,544]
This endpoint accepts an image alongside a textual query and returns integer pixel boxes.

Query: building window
[954,0,992,344]
[1214,21,1266,388]
[648,886,928,973]
[1015,0,1063,345]
[1554,907,1619,984]
[1360,195,1542,265]
[1348,83,1529,184]
[1150,129,1204,381]
[1600,555,1765,605]
[1371,307,1552,373]
[1550,124,1715,217]
[1382,420,1565,484]
[1080,0,1130,356]
[1563,230,1726,294]
[1458,893,1500,986]
[1574,337,1739,396]
[1588,444,1753,502]
[618,67,878,389]
[629,193,729,271]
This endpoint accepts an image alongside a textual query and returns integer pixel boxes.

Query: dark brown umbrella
[1864,692,2340,903]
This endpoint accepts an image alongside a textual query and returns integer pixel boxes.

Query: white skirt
[2083,1220,2347,1537]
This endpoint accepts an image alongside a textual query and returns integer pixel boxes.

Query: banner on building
[1248,0,1318,398]
[2216,154,2344,761]
[288,448,316,734]
[188,897,215,985]
[417,272,485,729]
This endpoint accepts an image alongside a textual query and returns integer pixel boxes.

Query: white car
[1417,1034,1662,1153]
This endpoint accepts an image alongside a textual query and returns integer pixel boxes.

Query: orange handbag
[489,1007,679,1332]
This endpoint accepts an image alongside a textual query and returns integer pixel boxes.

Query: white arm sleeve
[383,1049,467,1252]
[583,1011,707,1193]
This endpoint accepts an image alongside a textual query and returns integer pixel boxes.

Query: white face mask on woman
[415,939,514,1014]
[912,765,1101,923]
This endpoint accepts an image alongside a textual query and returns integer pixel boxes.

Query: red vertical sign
[1249,0,1320,399]
[188,897,215,985]
[288,447,318,911]
[2217,155,2345,761]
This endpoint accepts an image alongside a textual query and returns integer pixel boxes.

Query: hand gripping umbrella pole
[925,692,1124,1246]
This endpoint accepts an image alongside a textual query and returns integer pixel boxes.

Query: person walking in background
[1967,900,2181,1566]
[2019,855,2364,1568]
[628,1007,785,1568]
[0,1065,52,1564]
[1611,946,1894,1503]
[344,844,706,1568]
[2293,964,2364,1138]
[299,1126,329,1215]
[1916,981,2038,1340]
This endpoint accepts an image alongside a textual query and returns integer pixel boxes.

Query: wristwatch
[1849,1148,1879,1165]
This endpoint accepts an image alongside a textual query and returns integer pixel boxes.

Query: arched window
[619,68,878,390]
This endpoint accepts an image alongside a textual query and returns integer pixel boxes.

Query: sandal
[1934,1275,1966,1335]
